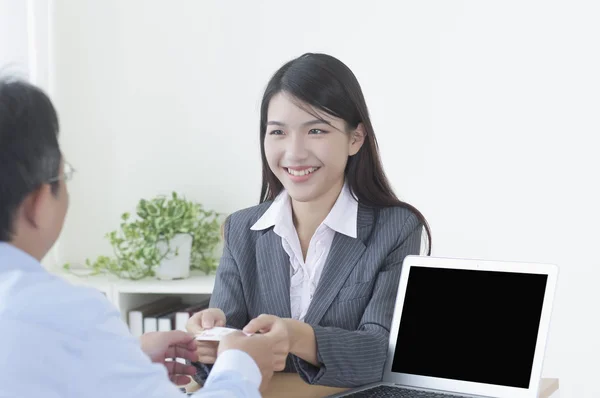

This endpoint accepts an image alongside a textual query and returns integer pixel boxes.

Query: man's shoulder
[0,268,118,336]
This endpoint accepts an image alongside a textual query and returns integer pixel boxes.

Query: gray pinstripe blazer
[197,201,422,388]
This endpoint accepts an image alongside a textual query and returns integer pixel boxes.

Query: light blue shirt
[0,242,261,398]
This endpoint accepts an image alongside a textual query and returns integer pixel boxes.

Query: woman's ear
[349,123,366,156]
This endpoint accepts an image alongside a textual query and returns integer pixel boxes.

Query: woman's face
[264,92,364,203]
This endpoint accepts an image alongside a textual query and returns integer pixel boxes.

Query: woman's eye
[309,128,326,135]
[269,130,284,135]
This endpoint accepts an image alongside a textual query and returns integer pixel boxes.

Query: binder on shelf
[156,304,191,332]
[128,296,182,337]
[175,298,211,331]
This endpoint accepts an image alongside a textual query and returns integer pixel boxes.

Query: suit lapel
[303,205,375,325]
[256,229,292,318]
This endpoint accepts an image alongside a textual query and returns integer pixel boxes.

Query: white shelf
[51,268,215,323]
[52,268,215,294]
[116,272,215,294]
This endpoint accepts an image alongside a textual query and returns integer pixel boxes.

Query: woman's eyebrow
[266,119,331,127]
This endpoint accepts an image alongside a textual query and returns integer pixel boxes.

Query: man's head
[0,77,70,260]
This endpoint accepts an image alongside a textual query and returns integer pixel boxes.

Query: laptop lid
[382,256,557,398]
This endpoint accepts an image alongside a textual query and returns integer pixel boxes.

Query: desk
[187,374,559,397]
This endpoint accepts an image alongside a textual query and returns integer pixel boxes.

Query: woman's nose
[285,133,309,160]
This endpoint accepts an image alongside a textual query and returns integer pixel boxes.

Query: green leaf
[79,192,223,280]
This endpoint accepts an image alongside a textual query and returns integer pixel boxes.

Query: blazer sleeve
[208,215,250,330]
[292,213,423,387]
[192,216,250,385]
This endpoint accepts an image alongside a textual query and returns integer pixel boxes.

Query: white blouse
[251,183,358,321]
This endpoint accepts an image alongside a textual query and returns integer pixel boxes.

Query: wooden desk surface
[188,373,559,397]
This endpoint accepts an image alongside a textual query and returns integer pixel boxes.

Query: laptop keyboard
[341,385,468,398]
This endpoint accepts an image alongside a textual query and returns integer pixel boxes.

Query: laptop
[332,255,558,398]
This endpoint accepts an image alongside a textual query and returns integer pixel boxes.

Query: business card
[195,326,252,341]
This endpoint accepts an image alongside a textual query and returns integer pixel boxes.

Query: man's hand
[218,331,277,392]
[186,308,226,364]
[243,314,291,371]
[140,330,198,385]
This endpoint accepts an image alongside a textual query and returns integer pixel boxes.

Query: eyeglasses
[47,161,76,184]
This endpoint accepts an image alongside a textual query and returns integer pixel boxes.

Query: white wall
[0,0,52,90]
[1,0,55,264]
[0,0,29,74]
[50,1,599,396]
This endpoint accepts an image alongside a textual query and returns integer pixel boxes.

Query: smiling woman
[263,91,362,204]
[188,53,431,388]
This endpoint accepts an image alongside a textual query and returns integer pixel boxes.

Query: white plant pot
[155,233,192,280]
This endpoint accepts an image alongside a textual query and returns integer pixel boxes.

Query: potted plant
[64,192,222,280]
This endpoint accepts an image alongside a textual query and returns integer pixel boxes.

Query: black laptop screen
[391,266,548,389]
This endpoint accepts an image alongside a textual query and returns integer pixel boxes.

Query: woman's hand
[246,315,320,367]
[186,308,226,364]
[219,331,276,392]
[243,314,291,371]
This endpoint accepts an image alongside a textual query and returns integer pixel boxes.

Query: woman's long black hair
[258,53,431,254]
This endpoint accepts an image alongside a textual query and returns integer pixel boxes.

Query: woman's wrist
[284,318,318,365]
[284,318,301,353]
